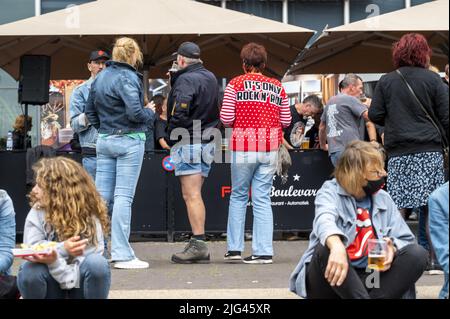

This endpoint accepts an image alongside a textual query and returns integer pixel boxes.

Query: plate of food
[12,242,58,257]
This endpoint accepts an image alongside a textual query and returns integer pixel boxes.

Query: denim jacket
[0,190,15,275]
[429,182,449,299]
[70,78,98,151]
[85,61,154,135]
[289,179,416,298]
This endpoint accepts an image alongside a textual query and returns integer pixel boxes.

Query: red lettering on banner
[221,186,252,198]
[221,186,231,198]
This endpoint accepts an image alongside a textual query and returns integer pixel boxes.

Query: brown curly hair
[30,157,109,245]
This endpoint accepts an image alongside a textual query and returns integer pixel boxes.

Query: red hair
[392,33,431,69]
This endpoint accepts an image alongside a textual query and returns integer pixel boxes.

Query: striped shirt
[220,73,291,152]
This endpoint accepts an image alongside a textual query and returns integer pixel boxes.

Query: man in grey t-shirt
[319,74,377,166]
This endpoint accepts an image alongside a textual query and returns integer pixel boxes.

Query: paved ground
[12,240,444,299]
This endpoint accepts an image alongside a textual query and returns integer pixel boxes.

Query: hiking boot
[171,238,210,264]
[243,255,273,264]
[224,251,242,261]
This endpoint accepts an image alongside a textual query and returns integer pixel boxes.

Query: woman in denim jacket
[86,37,155,269]
[290,141,428,299]
[0,190,15,276]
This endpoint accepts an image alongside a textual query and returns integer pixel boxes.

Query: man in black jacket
[168,42,219,264]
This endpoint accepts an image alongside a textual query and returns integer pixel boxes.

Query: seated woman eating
[290,140,428,299]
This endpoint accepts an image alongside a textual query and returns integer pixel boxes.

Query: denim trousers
[305,243,427,299]
[82,156,97,182]
[17,254,111,299]
[429,182,449,299]
[96,135,145,261]
[0,190,15,275]
[227,151,277,256]
[329,151,343,167]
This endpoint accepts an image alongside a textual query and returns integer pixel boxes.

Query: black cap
[89,50,110,62]
[173,42,201,59]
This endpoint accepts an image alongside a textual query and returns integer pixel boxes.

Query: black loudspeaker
[18,55,51,105]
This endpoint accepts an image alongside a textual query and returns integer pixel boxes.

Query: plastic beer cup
[368,239,387,271]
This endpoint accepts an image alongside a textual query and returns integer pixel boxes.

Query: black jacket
[167,63,219,146]
[369,66,449,157]
[12,130,31,150]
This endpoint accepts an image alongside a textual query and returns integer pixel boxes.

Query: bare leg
[179,174,206,235]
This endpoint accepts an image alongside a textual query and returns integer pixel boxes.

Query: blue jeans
[227,151,278,256]
[417,207,429,251]
[0,190,15,275]
[82,156,97,181]
[17,254,110,299]
[171,143,215,177]
[429,182,449,299]
[329,151,342,167]
[96,135,145,261]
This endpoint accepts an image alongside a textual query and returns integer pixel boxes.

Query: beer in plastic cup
[301,137,310,149]
[368,239,387,271]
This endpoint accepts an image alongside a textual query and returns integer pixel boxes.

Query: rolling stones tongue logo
[346,207,376,260]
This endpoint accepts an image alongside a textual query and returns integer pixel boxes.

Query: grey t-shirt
[321,93,367,154]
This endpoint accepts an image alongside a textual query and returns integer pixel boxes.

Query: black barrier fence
[0,149,333,241]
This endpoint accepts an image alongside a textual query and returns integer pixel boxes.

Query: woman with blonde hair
[290,141,427,299]
[86,37,155,269]
[17,157,110,299]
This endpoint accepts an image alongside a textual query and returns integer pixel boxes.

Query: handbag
[396,70,449,171]
[0,275,20,299]
[277,144,292,184]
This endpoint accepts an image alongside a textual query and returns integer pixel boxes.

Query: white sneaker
[113,258,149,269]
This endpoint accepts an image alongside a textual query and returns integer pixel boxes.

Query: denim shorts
[170,143,215,177]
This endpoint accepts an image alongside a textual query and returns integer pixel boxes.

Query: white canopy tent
[0,0,314,80]
[287,0,449,75]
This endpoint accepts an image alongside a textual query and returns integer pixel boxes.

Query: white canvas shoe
[113,258,149,269]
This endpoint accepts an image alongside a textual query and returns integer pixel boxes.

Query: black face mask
[363,177,386,196]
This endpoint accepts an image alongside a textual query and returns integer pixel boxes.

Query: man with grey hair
[319,74,377,166]
[167,41,219,264]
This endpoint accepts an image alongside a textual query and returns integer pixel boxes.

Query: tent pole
[35,0,41,16]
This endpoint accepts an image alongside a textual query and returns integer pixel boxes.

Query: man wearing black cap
[168,41,219,264]
[70,50,110,180]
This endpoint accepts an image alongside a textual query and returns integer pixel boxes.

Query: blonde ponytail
[112,37,143,68]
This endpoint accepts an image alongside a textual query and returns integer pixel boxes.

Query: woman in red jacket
[220,43,291,264]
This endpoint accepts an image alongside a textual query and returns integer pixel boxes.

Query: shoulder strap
[396,69,448,148]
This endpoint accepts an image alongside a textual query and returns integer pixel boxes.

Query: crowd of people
[0,32,448,299]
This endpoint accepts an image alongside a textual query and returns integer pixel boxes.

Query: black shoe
[426,260,444,275]
[224,251,242,261]
[243,255,273,264]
